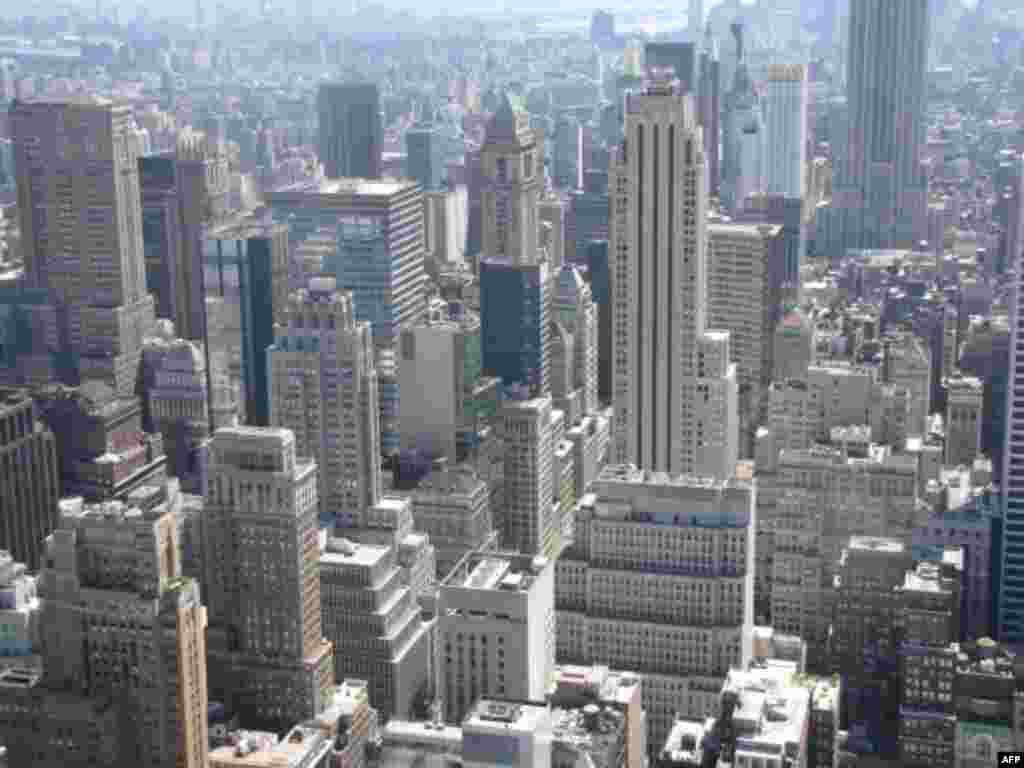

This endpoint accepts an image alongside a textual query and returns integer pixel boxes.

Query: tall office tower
[30,495,209,768]
[201,426,335,730]
[319,535,432,721]
[140,324,210,493]
[944,375,982,467]
[268,278,382,527]
[553,265,599,418]
[424,186,469,269]
[173,129,230,341]
[735,194,806,288]
[1002,234,1024,643]
[502,395,560,559]
[406,123,443,191]
[772,305,814,382]
[480,258,549,399]
[610,71,738,479]
[139,155,184,323]
[556,465,755,752]
[567,173,610,264]
[203,214,290,428]
[994,151,1024,275]
[688,0,703,39]
[0,388,59,570]
[266,179,426,455]
[438,551,556,723]
[707,223,786,455]
[11,98,157,396]
[584,240,613,405]
[317,82,382,180]
[554,115,583,192]
[481,93,544,266]
[722,25,765,209]
[644,43,698,94]
[764,65,808,199]
[833,0,930,249]
[398,299,500,465]
[698,30,721,198]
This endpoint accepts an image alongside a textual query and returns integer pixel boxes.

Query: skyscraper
[317,83,382,180]
[610,71,738,479]
[1002,233,1024,643]
[644,43,698,94]
[688,0,703,40]
[0,388,59,570]
[722,24,765,209]
[479,94,550,399]
[266,178,426,455]
[11,97,157,395]
[203,214,290,428]
[833,0,930,248]
[31,492,209,768]
[764,64,808,199]
[406,123,443,191]
[268,278,382,527]
[201,426,335,730]
[553,115,583,191]
[698,30,721,198]
[502,395,559,559]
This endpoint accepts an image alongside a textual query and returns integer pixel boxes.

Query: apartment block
[201,427,335,731]
[556,464,755,753]
[438,551,556,723]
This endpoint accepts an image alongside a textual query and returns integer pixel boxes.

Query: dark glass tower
[317,82,382,179]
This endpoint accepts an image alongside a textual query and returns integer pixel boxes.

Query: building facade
[610,72,737,479]
[317,82,382,180]
[555,464,755,752]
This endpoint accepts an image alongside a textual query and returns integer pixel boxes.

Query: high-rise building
[1002,225,1024,643]
[0,388,59,570]
[994,151,1024,275]
[688,0,703,40]
[553,115,583,192]
[30,494,209,768]
[317,82,382,180]
[398,299,500,465]
[480,258,550,399]
[11,97,157,395]
[553,265,599,418]
[764,64,808,199]
[172,129,231,341]
[556,464,755,752]
[501,395,561,559]
[139,155,185,323]
[438,550,556,723]
[203,214,290,427]
[698,31,721,198]
[266,178,427,455]
[268,278,382,527]
[406,123,443,191]
[567,174,610,264]
[610,72,738,479]
[831,0,930,250]
[707,223,786,454]
[721,25,765,209]
[944,375,982,467]
[644,43,698,93]
[201,426,335,730]
[319,535,432,720]
[140,324,210,493]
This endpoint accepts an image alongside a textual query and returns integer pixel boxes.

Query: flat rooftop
[272,177,415,198]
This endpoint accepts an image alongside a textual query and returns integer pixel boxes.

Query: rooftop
[209,727,329,768]
[463,700,549,733]
[319,536,391,569]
